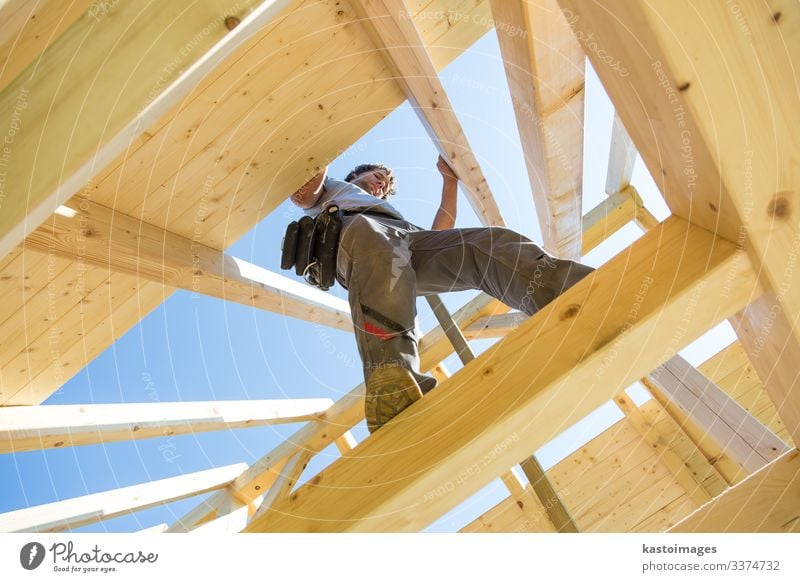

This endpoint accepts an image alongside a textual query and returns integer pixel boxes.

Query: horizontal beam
[647,355,790,474]
[669,449,800,533]
[352,0,505,227]
[0,463,247,532]
[246,217,760,531]
[580,187,637,256]
[24,197,352,332]
[0,398,333,453]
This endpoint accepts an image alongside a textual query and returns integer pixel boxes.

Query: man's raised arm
[290,166,328,208]
[431,155,458,230]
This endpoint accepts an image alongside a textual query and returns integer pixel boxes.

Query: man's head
[345,163,396,199]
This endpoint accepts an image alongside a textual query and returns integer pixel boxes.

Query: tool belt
[280,204,343,291]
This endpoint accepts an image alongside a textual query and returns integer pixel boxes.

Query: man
[290,156,593,433]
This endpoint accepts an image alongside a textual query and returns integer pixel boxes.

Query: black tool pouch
[280,205,343,291]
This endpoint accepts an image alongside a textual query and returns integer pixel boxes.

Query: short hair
[344,163,396,197]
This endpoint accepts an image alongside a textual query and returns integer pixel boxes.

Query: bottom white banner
[1,534,797,581]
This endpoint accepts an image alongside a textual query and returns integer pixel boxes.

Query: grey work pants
[336,213,594,392]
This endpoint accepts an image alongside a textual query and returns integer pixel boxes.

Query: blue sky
[0,29,736,533]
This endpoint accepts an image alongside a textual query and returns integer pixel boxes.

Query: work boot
[365,365,423,433]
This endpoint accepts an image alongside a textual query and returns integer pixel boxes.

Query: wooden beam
[0,463,247,532]
[489,0,584,258]
[519,456,578,532]
[0,0,93,93]
[249,449,312,522]
[167,483,269,533]
[643,376,747,486]
[730,293,800,446]
[460,494,551,533]
[647,355,790,474]
[605,114,636,196]
[669,449,800,533]
[22,197,352,333]
[466,188,658,339]
[614,392,712,506]
[499,470,557,532]
[581,187,637,255]
[462,311,526,340]
[0,0,293,262]
[351,0,505,227]
[419,293,508,369]
[245,217,760,532]
[334,431,358,455]
[174,292,517,528]
[558,0,800,436]
[0,398,333,453]
[186,493,250,534]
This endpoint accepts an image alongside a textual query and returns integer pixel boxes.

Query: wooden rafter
[0,0,293,262]
[730,293,800,448]
[489,0,585,258]
[0,398,334,453]
[0,463,247,533]
[21,197,352,333]
[645,356,790,474]
[0,0,93,93]
[669,448,800,533]
[245,217,759,532]
[614,392,713,506]
[351,0,505,227]
[557,0,800,444]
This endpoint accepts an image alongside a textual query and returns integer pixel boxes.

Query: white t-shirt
[304,177,403,220]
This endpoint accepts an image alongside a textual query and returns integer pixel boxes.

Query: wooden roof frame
[0,0,797,533]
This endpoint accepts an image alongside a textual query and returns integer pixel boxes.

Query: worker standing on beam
[290,156,593,433]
